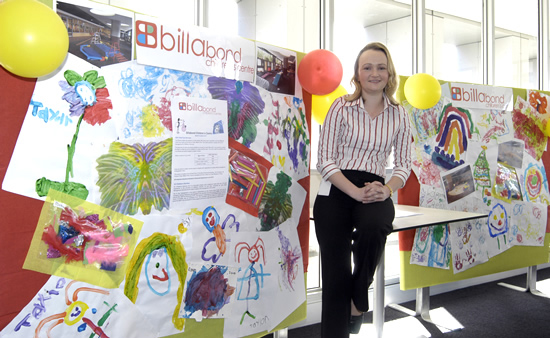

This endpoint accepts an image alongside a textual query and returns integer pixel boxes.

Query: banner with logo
[135,14,256,82]
[442,82,513,110]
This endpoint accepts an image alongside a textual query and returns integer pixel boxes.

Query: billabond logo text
[451,86,505,108]
[136,20,252,74]
[179,102,217,114]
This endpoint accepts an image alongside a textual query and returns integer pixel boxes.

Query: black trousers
[313,170,394,338]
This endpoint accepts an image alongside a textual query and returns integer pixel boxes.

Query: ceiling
[345,0,538,46]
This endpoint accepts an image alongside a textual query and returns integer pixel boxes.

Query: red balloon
[298,49,343,95]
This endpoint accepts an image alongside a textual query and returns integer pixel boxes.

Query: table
[373,204,488,338]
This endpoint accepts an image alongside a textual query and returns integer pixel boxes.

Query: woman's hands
[352,181,390,203]
[327,172,392,203]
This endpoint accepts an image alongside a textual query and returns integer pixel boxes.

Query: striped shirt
[317,94,412,185]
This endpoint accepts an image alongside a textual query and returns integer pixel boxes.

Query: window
[495,0,538,89]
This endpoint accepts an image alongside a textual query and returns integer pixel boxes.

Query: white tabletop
[393,204,488,231]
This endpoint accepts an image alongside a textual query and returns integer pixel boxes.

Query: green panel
[400,235,550,290]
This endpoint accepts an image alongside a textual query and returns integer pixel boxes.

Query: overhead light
[90,8,115,16]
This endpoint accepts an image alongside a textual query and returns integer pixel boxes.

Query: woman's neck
[362,91,385,118]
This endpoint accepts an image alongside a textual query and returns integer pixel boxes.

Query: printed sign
[135,14,256,81]
[443,83,513,110]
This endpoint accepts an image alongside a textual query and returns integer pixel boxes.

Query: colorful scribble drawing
[277,227,301,291]
[404,100,442,144]
[513,97,547,160]
[207,77,266,147]
[34,279,116,338]
[473,146,491,197]
[182,265,236,319]
[477,109,510,143]
[235,238,271,324]
[487,203,508,250]
[201,206,240,263]
[511,203,545,245]
[124,232,188,331]
[117,65,203,138]
[258,172,293,231]
[264,98,282,158]
[227,149,269,212]
[431,103,474,170]
[95,138,172,215]
[281,97,310,172]
[411,224,450,268]
[493,162,522,203]
[35,70,113,200]
[412,148,441,187]
[523,162,549,204]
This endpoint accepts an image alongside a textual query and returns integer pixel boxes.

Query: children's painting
[121,215,192,336]
[410,224,451,269]
[484,199,513,257]
[179,263,238,322]
[223,230,279,337]
[508,202,547,247]
[512,96,547,161]
[2,54,118,202]
[95,138,173,216]
[449,218,489,273]
[0,276,157,338]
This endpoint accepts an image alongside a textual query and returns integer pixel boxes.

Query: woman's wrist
[384,184,393,197]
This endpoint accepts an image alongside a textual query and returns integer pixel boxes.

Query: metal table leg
[373,248,385,338]
[273,327,288,338]
[498,265,550,298]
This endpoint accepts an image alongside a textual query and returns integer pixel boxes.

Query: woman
[313,42,412,337]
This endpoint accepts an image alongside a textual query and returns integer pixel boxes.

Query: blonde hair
[345,42,399,105]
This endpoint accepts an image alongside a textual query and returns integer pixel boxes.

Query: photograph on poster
[497,139,524,168]
[441,164,476,204]
[56,0,134,67]
[255,42,297,96]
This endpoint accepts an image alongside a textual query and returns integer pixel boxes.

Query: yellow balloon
[311,85,348,124]
[404,73,441,109]
[0,0,69,78]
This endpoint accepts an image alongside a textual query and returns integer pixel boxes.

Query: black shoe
[349,314,364,334]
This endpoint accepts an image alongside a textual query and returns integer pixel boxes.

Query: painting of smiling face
[145,247,171,296]
[488,203,508,237]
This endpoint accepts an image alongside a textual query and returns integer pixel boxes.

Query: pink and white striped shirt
[317,94,412,185]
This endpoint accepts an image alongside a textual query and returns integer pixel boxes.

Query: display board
[396,76,550,290]
[0,1,311,337]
